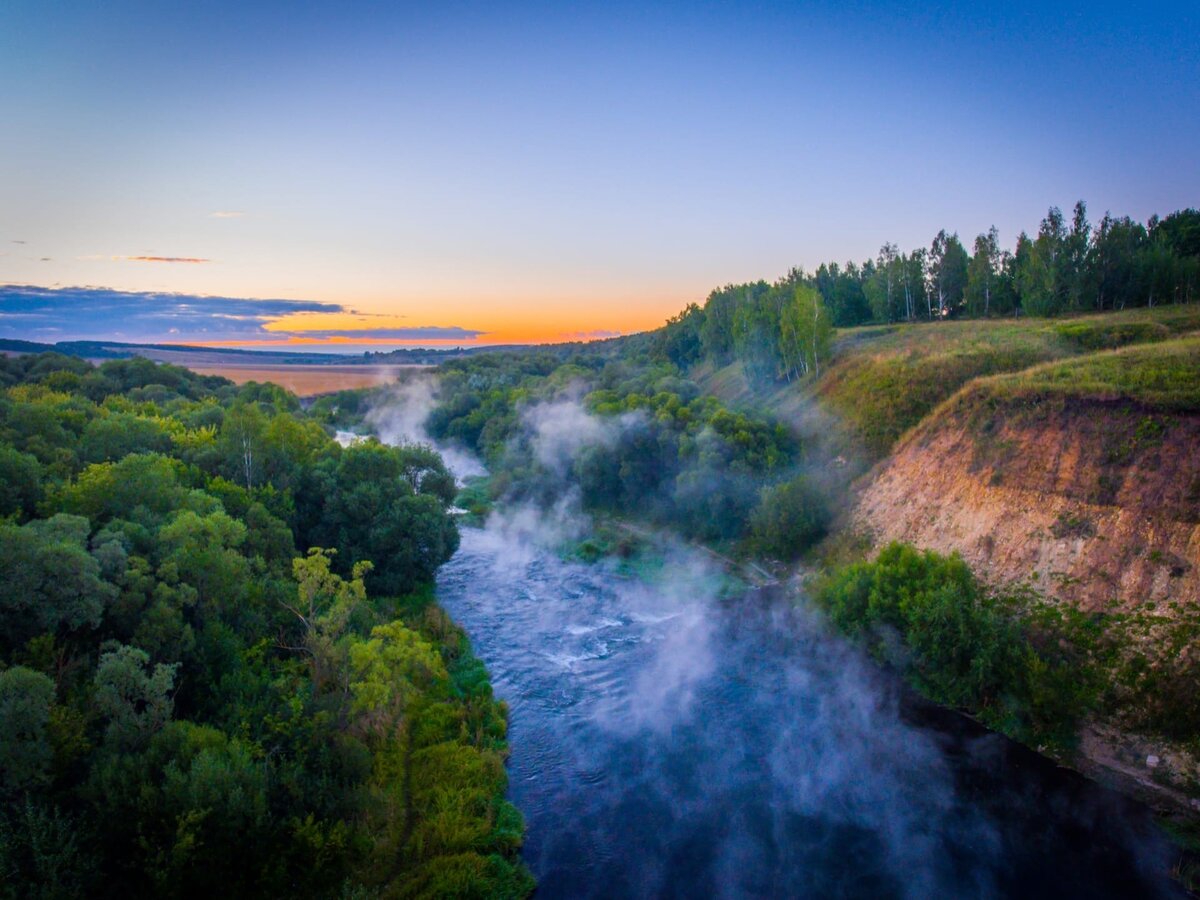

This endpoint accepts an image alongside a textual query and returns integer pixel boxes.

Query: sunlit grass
[817,305,1200,456]
[977,335,1200,411]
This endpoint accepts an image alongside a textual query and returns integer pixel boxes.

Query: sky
[1,1,1197,349]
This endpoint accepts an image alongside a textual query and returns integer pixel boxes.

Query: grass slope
[975,335,1200,411]
[694,305,1200,460]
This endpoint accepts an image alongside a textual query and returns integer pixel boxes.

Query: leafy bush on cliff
[814,543,1091,746]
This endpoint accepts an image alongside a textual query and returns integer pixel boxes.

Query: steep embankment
[851,337,1200,612]
[848,336,1200,812]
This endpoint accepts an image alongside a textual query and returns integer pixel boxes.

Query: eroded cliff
[852,391,1200,613]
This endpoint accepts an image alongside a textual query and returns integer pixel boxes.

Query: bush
[749,474,828,559]
[814,543,1088,746]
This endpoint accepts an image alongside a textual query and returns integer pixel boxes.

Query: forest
[653,204,1200,385]
[425,349,824,555]
[0,353,531,898]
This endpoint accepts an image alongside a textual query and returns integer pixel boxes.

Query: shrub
[749,475,829,559]
[814,543,1088,746]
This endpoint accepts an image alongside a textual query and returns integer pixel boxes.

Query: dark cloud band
[292,326,486,340]
[0,285,485,345]
[123,256,211,264]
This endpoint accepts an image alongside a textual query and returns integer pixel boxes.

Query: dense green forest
[425,349,825,554]
[653,204,1200,385]
[0,353,531,898]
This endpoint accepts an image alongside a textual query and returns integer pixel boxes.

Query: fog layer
[437,510,1175,899]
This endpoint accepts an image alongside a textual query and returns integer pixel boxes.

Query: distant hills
[0,338,532,367]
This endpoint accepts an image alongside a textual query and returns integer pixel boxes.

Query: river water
[435,516,1181,899]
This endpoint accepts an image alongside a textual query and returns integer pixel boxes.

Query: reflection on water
[436,520,1179,899]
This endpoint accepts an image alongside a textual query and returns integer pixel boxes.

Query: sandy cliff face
[851,395,1200,613]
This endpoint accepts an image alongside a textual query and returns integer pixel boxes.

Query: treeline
[652,204,1200,383]
[427,351,827,555]
[0,353,531,897]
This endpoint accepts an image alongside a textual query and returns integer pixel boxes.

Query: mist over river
[435,513,1181,899]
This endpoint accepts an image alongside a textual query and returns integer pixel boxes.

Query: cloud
[73,254,212,263]
[11,240,26,245]
[0,284,341,343]
[122,256,211,264]
[290,326,486,340]
[564,328,621,340]
[0,284,489,347]
[208,211,245,218]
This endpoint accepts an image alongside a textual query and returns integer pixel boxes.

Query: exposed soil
[851,395,1200,613]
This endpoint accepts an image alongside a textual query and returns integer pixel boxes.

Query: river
[435,515,1181,898]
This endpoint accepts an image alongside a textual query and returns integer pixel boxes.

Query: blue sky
[1,1,1197,346]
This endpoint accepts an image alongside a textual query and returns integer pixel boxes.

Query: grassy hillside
[819,306,1200,458]
[973,334,1200,411]
[696,305,1200,460]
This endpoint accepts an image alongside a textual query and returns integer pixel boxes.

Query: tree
[750,475,829,560]
[1150,208,1200,259]
[779,285,833,379]
[1010,232,1033,315]
[0,514,117,651]
[1063,200,1092,310]
[218,403,267,490]
[300,443,460,594]
[1021,207,1068,316]
[79,413,171,464]
[286,548,370,693]
[655,303,705,368]
[1089,214,1148,310]
[992,247,1018,316]
[0,797,94,894]
[902,249,928,320]
[392,443,457,505]
[928,230,969,317]
[815,262,871,326]
[93,644,177,749]
[88,720,270,894]
[57,453,185,525]
[157,509,250,612]
[699,285,741,363]
[348,621,447,739]
[0,667,56,794]
[257,412,328,491]
[730,282,782,382]
[0,445,42,519]
[965,227,1001,317]
[865,243,901,322]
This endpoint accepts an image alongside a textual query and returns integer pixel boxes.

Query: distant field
[185,364,426,395]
